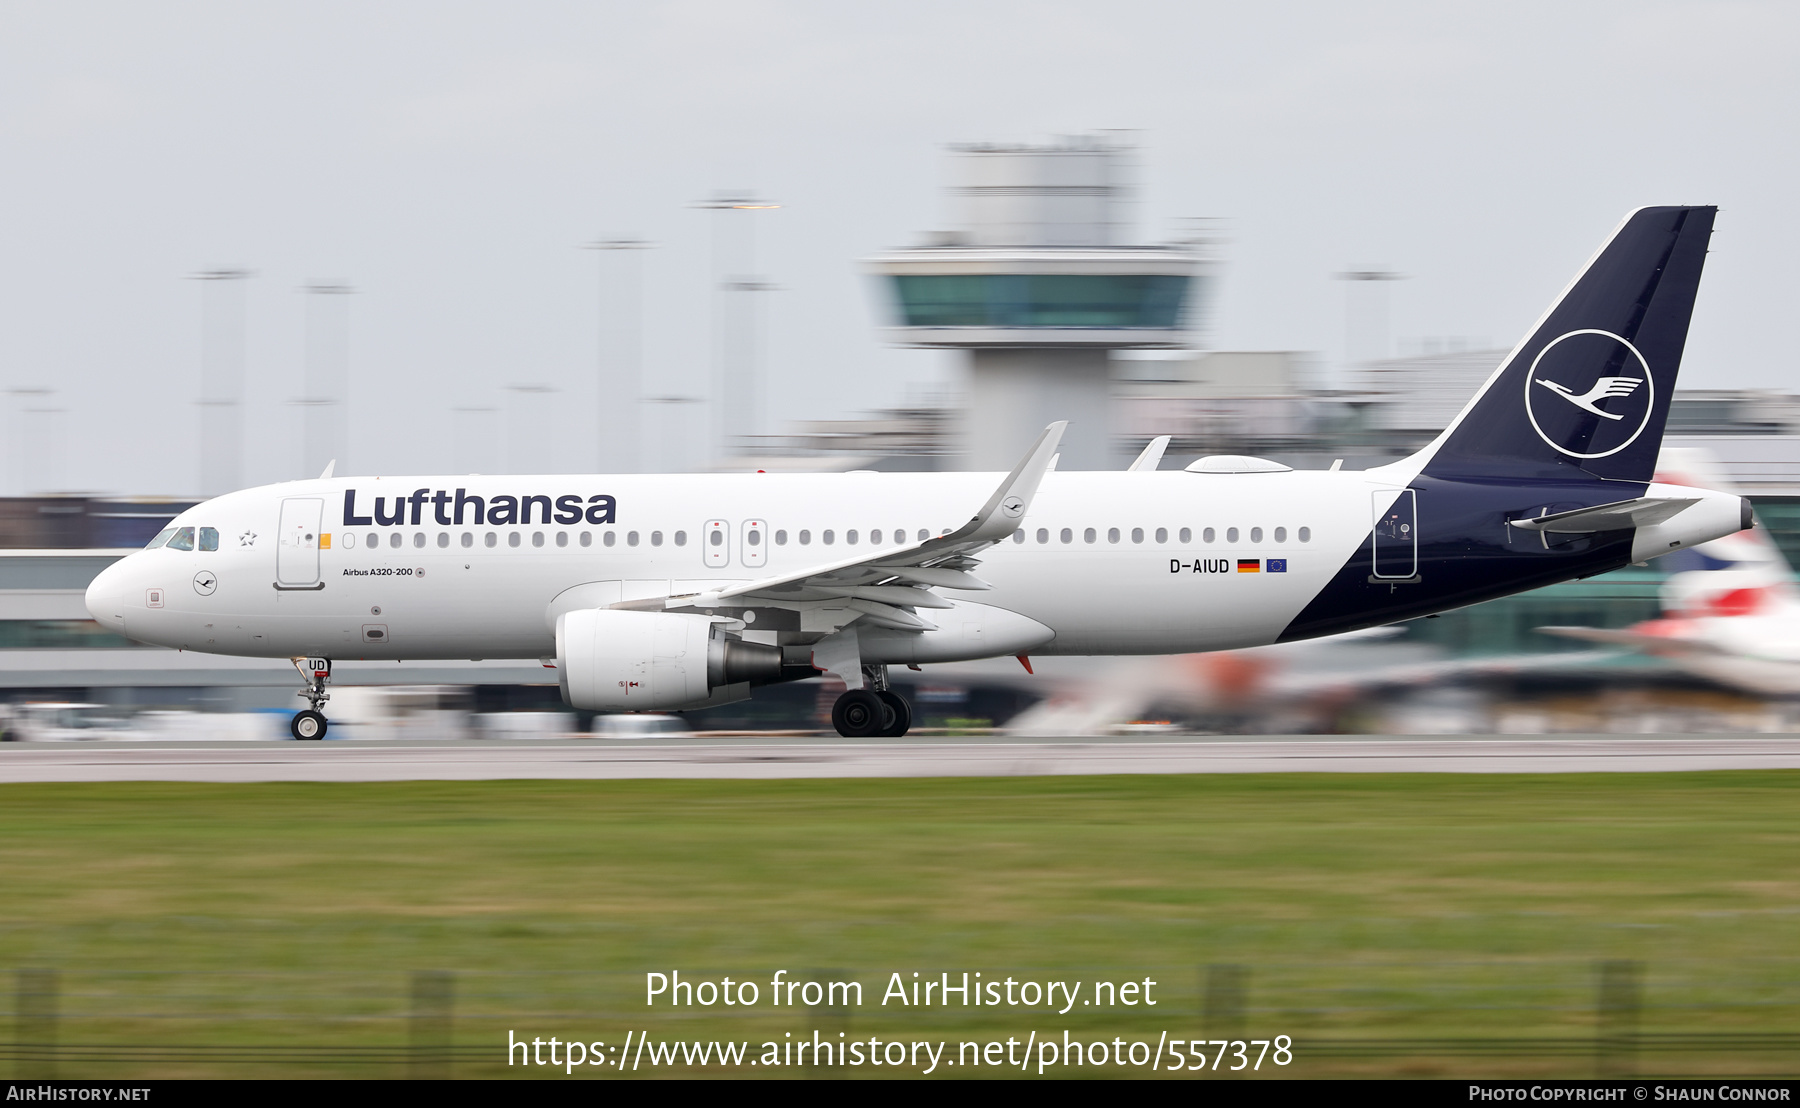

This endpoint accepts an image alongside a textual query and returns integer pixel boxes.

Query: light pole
[583,238,653,474]
[191,269,251,495]
[504,385,557,473]
[693,193,779,464]
[1334,267,1406,387]
[641,395,703,474]
[299,282,354,479]
[451,406,498,475]
[7,388,54,496]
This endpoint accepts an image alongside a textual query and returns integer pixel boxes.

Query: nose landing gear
[290,657,332,741]
[830,665,913,738]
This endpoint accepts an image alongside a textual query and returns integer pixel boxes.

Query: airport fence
[6,959,1800,1079]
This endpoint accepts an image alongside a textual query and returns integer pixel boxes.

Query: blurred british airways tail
[1417,206,1716,483]
[1537,446,1800,695]
[1652,447,1798,617]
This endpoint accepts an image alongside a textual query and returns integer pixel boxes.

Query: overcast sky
[3,0,1796,493]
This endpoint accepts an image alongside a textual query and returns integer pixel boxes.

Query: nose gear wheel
[289,658,332,741]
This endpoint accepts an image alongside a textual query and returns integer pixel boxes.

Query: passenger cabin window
[674,531,687,547]
[1131,527,1143,544]
[1298,527,1312,543]
[1227,527,1240,543]
[580,532,592,547]
[1274,527,1287,543]
[1036,528,1049,544]
[413,533,426,548]
[146,528,176,550]
[485,532,497,548]
[1181,528,1194,543]
[775,530,788,545]
[650,531,662,547]
[389,533,402,549]
[462,533,474,548]
[1250,527,1263,543]
[846,530,858,545]
[871,529,882,544]
[918,529,929,541]
[1060,528,1073,544]
[604,532,616,547]
[747,529,761,547]
[198,527,219,552]
[508,532,521,548]
[1012,529,1024,543]
[1107,527,1120,544]
[166,527,195,551]
[823,530,835,545]
[1201,527,1213,543]
[1083,528,1097,544]
[555,532,567,547]
[438,533,450,548]
[534,532,546,547]
[1155,527,1167,543]
[627,531,640,547]
[799,530,811,545]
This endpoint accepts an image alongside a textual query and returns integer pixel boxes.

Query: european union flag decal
[1266,558,1288,573]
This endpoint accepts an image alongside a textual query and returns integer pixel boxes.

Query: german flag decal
[1237,558,1260,573]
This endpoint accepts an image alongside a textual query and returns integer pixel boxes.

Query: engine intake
[557,608,783,712]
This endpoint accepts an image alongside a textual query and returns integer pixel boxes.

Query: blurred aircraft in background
[1541,447,1800,695]
[918,629,1605,736]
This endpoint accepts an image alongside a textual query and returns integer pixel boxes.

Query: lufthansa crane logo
[1522,328,1655,460]
[1001,495,1024,518]
[1536,375,1642,420]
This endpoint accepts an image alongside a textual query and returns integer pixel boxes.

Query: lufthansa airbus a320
[86,206,1748,739]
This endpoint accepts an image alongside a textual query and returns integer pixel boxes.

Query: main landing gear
[831,665,912,739]
[290,657,332,741]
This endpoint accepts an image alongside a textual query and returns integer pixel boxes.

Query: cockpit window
[146,528,176,550]
[199,527,219,552]
[166,527,196,551]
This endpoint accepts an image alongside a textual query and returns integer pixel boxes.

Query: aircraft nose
[85,557,135,632]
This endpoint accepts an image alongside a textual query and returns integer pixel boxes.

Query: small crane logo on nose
[193,571,217,596]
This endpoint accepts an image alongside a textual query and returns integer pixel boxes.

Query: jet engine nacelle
[556,609,783,712]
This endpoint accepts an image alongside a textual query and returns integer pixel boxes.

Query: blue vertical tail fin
[1418,206,1716,484]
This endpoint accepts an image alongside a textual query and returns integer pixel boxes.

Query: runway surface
[3,734,1800,782]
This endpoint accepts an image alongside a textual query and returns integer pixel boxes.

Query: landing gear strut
[290,657,331,741]
[831,664,912,738]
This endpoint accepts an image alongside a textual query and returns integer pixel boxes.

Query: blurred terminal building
[3,135,1800,733]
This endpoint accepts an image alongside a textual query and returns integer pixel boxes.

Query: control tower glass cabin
[867,137,1211,470]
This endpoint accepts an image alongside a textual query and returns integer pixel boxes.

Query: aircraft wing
[642,422,1067,633]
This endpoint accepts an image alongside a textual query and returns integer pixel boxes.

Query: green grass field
[2,773,1798,1079]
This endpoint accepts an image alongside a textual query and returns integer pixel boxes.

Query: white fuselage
[85,468,1392,662]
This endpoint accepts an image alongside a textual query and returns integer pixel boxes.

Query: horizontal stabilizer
[1509,496,1698,534]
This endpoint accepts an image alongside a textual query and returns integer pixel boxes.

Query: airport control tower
[867,135,1211,470]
